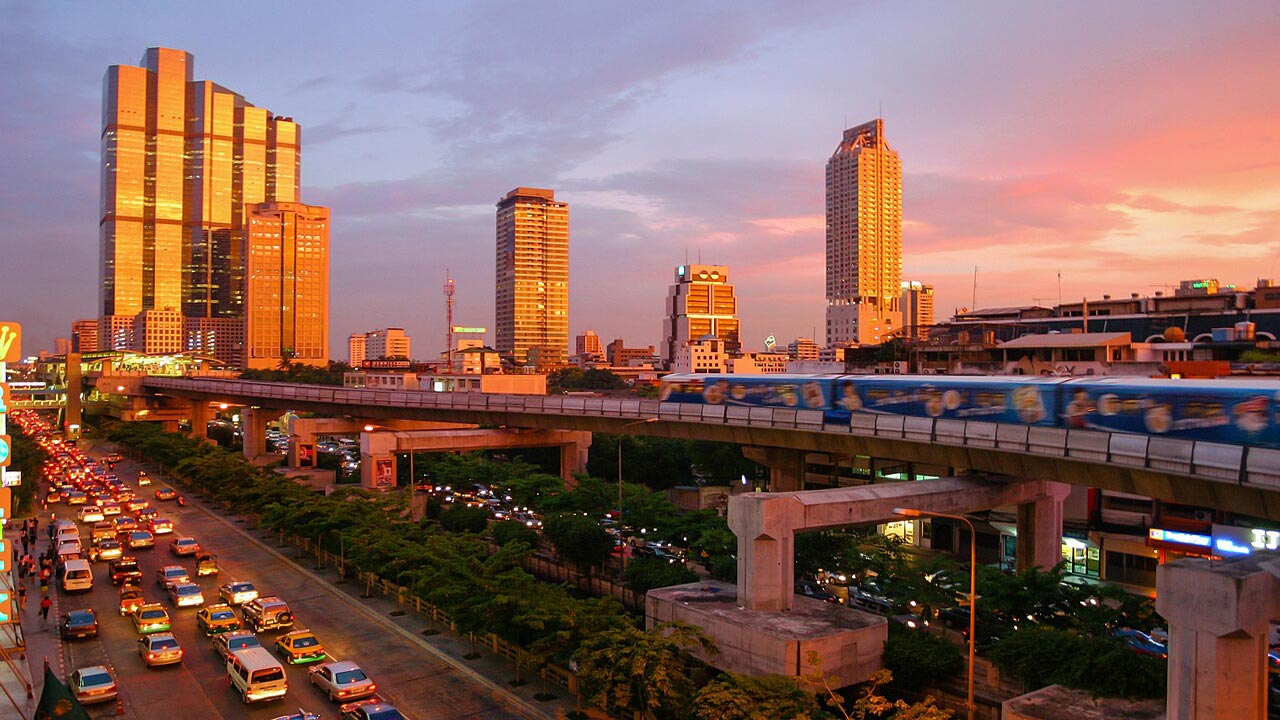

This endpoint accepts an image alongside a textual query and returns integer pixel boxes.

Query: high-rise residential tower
[495,187,569,367]
[662,264,740,365]
[825,119,902,346]
[99,47,301,365]
[901,281,935,340]
[244,202,329,370]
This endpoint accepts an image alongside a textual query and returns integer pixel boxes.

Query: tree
[573,621,717,720]
[881,625,964,690]
[491,520,540,548]
[988,626,1165,700]
[805,661,953,720]
[542,513,612,569]
[623,556,698,594]
[693,673,823,720]
[440,505,490,534]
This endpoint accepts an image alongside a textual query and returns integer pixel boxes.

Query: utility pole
[444,272,455,372]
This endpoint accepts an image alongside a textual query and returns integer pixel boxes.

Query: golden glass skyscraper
[825,119,903,346]
[495,187,569,367]
[99,47,302,361]
[244,202,329,370]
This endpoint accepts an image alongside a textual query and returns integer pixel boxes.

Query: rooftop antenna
[1057,272,1062,312]
[972,266,978,311]
[444,271,455,372]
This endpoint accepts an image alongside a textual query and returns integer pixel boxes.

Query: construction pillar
[241,407,275,460]
[559,435,591,485]
[1156,553,1280,719]
[64,352,82,437]
[1015,481,1071,571]
[741,446,808,492]
[188,400,210,441]
[359,430,398,490]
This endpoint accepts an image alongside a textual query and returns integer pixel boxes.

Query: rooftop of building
[1003,685,1164,720]
[998,332,1132,349]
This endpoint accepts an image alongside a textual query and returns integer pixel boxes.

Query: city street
[17,450,544,720]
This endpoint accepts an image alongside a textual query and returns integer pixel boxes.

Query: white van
[62,559,93,592]
[226,647,288,703]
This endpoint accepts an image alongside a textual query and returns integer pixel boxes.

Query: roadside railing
[142,376,1280,491]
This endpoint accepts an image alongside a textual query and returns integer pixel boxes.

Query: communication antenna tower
[444,272,455,372]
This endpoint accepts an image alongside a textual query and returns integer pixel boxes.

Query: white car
[308,660,377,702]
[219,581,259,606]
[77,506,105,523]
[167,582,204,608]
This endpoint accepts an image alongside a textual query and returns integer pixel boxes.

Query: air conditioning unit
[1192,509,1214,522]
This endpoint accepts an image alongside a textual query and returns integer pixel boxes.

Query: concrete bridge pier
[1016,481,1071,571]
[188,400,210,441]
[1156,552,1280,719]
[742,446,807,492]
[241,407,276,461]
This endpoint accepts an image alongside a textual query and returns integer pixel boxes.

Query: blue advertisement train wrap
[658,374,1280,449]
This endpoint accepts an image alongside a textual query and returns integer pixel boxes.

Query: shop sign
[1212,524,1280,556]
[1148,528,1212,548]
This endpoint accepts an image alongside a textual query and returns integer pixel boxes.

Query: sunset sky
[3,1,1279,355]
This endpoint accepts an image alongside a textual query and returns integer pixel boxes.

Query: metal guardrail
[142,377,1280,492]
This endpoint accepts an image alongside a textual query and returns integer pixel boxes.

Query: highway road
[28,449,538,720]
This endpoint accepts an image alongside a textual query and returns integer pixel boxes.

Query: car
[269,712,320,720]
[169,536,200,556]
[131,603,171,635]
[69,665,118,705]
[110,557,143,586]
[45,490,63,504]
[113,515,138,534]
[136,506,158,520]
[242,596,294,633]
[65,490,88,505]
[100,501,122,516]
[154,487,177,501]
[168,581,204,608]
[89,538,124,562]
[220,581,259,606]
[104,453,122,464]
[339,699,407,720]
[275,629,326,665]
[796,580,841,604]
[309,660,377,702]
[138,632,184,667]
[150,517,174,535]
[126,498,149,513]
[196,603,243,636]
[137,472,151,486]
[119,584,146,616]
[196,553,219,577]
[215,630,262,661]
[76,506,105,523]
[156,565,190,589]
[127,529,155,549]
[60,609,100,640]
[1114,628,1168,659]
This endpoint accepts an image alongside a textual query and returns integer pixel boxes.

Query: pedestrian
[55,562,64,583]
[38,595,50,625]
[17,584,25,611]
[39,567,50,595]
[16,556,25,583]
[20,535,28,557]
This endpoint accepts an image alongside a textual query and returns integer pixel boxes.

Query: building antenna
[1057,272,1063,314]
[444,271,455,372]
[971,266,978,311]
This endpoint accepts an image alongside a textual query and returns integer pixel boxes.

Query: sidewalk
[1,517,60,720]
[122,443,588,720]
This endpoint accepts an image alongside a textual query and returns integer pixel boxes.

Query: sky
[2,0,1279,356]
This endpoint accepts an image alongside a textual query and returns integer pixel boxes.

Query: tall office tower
[348,333,367,367]
[100,47,301,363]
[495,187,569,367]
[244,202,329,370]
[575,330,602,358]
[364,328,411,360]
[71,319,100,353]
[901,281,935,340]
[825,119,903,346]
[662,264,740,365]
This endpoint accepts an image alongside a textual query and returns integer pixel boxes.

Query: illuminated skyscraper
[244,202,329,370]
[901,281,935,340]
[495,187,569,367]
[662,264,740,365]
[99,47,301,364]
[825,119,902,346]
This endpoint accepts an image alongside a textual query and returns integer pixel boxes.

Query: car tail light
[368,684,376,692]
[148,652,156,659]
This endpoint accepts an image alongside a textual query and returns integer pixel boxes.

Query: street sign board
[0,323,19,364]
[0,471,18,488]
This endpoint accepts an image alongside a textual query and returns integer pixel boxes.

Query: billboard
[361,359,412,370]
[375,459,394,488]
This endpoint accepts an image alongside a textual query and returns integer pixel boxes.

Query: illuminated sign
[451,326,487,334]
[0,436,9,468]
[1210,524,1280,556]
[0,471,18,488]
[0,323,19,364]
[0,591,10,624]
[1148,528,1211,548]
[360,360,412,370]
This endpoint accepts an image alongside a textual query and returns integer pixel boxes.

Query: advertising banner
[375,458,394,487]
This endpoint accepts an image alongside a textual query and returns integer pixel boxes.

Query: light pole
[894,507,977,720]
[617,418,657,519]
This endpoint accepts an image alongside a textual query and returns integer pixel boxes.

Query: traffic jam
[13,410,405,720]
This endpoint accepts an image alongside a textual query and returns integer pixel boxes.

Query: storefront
[1061,535,1101,578]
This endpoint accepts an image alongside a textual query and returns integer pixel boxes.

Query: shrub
[439,505,490,534]
[989,626,1166,699]
[623,556,697,594]
[543,513,612,569]
[882,624,964,690]
[491,520,540,548]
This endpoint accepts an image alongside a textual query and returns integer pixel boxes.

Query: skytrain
[658,373,1280,448]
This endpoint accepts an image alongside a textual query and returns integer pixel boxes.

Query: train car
[838,375,1068,426]
[1058,377,1280,448]
[658,374,846,415]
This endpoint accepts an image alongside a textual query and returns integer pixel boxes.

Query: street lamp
[894,507,977,720]
[617,418,657,519]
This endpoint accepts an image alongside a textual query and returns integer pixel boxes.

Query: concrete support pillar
[727,493,805,611]
[360,431,398,490]
[1015,481,1071,571]
[742,446,807,492]
[160,420,180,433]
[188,401,210,440]
[559,440,589,485]
[241,407,274,460]
[287,415,316,469]
[65,352,82,437]
[1156,553,1280,720]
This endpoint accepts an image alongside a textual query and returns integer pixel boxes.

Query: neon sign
[1148,528,1211,547]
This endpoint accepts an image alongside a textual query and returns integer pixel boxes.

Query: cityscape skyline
[4,2,1280,355]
